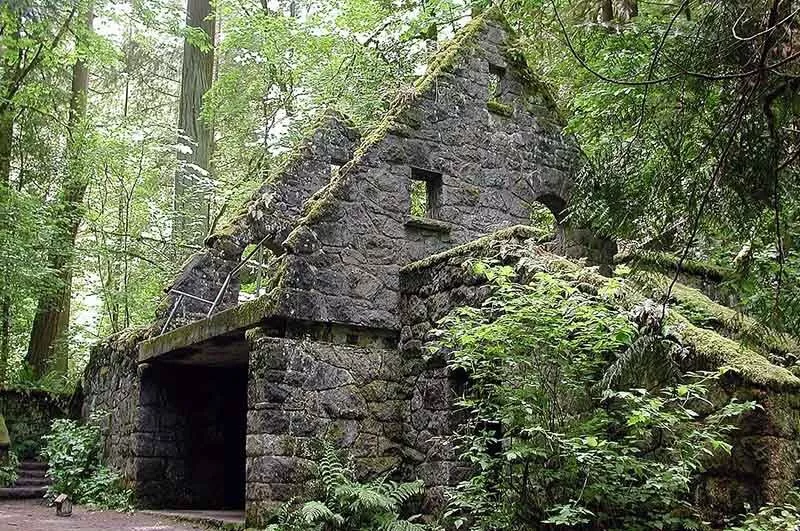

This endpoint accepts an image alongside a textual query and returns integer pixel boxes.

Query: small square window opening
[409,167,443,219]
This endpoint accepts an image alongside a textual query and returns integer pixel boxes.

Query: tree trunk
[0,40,16,384]
[600,0,613,22]
[25,8,93,378]
[620,0,638,20]
[174,0,215,246]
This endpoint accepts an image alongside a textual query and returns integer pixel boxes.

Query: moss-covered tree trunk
[25,8,93,377]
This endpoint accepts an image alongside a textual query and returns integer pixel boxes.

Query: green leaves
[41,417,131,509]
[268,442,429,530]
[436,262,756,530]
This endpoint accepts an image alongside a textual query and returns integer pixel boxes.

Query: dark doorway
[137,362,247,510]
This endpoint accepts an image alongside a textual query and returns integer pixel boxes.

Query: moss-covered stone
[619,249,732,281]
[401,225,548,274]
[0,415,9,448]
[487,99,513,117]
[484,240,800,390]
[631,271,800,359]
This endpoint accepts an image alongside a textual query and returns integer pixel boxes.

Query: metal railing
[159,234,271,335]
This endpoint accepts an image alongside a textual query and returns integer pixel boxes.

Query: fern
[385,480,425,506]
[267,442,431,530]
[601,334,687,390]
[381,517,429,531]
[318,442,350,497]
[299,500,345,525]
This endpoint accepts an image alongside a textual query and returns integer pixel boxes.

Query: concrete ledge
[139,293,280,363]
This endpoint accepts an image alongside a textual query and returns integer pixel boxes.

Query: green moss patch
[619,250,732,281]
[630,272,800,359]
[400,225,548,274]
[487,99,513,116]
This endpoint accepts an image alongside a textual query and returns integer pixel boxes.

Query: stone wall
[156,112,361,325]
[697,381,800,521]
[0,388,72,459]
[245,332,409,526]
[277,16,593,331]
[82,331,143,480]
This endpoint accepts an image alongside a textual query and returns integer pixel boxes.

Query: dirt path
[0,499,209,530]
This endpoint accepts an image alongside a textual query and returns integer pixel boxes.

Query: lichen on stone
[487,99,513,117]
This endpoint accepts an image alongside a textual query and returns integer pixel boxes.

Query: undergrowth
[266,442,432,531]
[434,259,758,530]
[41,417,132,510]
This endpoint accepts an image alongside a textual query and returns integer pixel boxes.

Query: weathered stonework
[80,8,800,527]
[0,388,73,460]
[245,333,409,525]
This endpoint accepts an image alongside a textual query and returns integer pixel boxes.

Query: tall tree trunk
[174,0,215,246]
[600,0,613,22]
[0,28,18,383]
[0,113,11,381]
[25,8,93,378]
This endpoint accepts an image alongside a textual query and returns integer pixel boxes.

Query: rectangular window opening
[488,64,505,99]
[410,167,443,219]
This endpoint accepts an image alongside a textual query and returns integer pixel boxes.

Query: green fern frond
[336,483,396,513]
[386,480,425,506]
[299,499,344,526]
[381,518,429,531]
[318,442,349,497]
[601,334,683,390]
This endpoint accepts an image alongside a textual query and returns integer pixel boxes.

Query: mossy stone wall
[0,388,72,459]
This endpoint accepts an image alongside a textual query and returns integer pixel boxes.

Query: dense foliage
[2,0,800,525]
[41,417,132,509]
[435,261,756,529]
[0,450,18,488]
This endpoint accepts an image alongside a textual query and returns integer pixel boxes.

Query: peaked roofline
[282,7,525,250]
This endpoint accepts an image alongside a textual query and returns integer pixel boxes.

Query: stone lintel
[138,294,281,363]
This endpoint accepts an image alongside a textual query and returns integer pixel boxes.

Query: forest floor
[0,499,222,530]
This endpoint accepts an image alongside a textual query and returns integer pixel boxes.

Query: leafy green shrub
[267,443,430,530]
[41,418,131,509]
[725,490,800,531]
[436,262,755,530]
[0,451,19,487]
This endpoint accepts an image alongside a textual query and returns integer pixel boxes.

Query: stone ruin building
[81,9,800,526]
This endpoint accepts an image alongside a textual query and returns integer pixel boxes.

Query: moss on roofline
[283,8,509,249]
[207,109,360,245]
[401,224,549,274]
[631,272,800,359]
[139,258,290,362]
[618,250,732,281]
[509,247,800,391]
